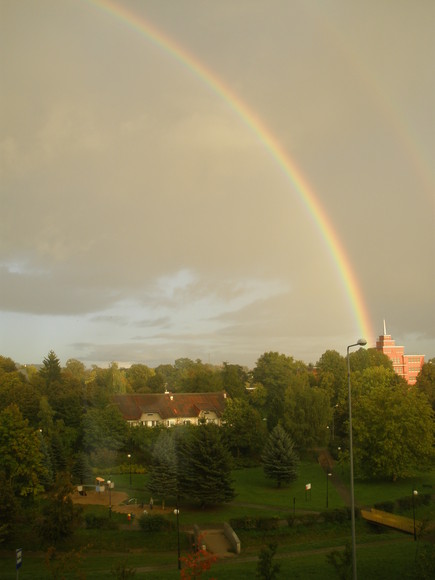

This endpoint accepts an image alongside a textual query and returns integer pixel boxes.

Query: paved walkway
[318,449,352,506]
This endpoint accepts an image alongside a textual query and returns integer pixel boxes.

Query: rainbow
[88,0,374,344]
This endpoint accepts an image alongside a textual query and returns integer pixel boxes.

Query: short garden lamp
[107,480,112,517]
[127,454,132,486]
[412,490,418,541]
[174,498,181,569]
[326,472,332,508]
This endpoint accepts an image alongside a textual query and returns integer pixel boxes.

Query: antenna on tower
[383,319,387,336]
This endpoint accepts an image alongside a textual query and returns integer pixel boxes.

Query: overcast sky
[1,0,434,369]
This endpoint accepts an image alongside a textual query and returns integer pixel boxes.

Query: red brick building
[375,321,424,385]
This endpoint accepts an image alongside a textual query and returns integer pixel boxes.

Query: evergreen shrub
[138,514,171,532]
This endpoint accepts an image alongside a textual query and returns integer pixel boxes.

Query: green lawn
[1,535,427,579]
[232,462,344,512]
[2,461,434,578]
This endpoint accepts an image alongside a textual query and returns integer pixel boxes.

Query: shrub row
[374,493,431,514]
[84,513,119,530]
[138,514,173,532]
[229,516,281,530]
[230,508,354,531]
[288,507,354,527]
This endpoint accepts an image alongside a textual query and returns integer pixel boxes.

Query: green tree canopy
[316,350,347,404]
[352,384,435,480]
[0,404,47,496]
[222,397,266,459]
[281,382,331,451]
[253,352,308,429]
[0,355,17,373]
[416,361,435,410]
[82,405,128,453]
[220,363,249,399]
[261,424,299,488]
[125,363,155,392]
[39,473,82,543]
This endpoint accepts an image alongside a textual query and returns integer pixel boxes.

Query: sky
[1,0,434,369]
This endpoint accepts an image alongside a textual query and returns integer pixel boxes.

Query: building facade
[113,391,227,427]
[375,322,424,385]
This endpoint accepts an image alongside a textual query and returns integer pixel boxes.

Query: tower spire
[383,319,387,336]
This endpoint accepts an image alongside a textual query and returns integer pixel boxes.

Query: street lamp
[326,472,332,508]
[107,480,112,518]
[412,490,418,541]
[127,454,132,487]
[174,496,181,570]
[347,338,367,580]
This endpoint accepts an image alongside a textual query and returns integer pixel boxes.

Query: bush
[229,516,281,531]
[396,493,431,512]
[230,517,257,530]
[321,508,350,524]
[396,496,413,511]
[373,501,395,513]
[85,513,118,530]
[286,513,321,527]
[138,514,171,532]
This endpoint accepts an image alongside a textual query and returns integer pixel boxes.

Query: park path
[318,448,352,507]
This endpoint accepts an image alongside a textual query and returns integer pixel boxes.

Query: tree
[326,542,352,579]
[262,424,299,488]
[0,404,47,497]
[40,350,62,386]
[0,472,18,542]
[147,431,178,509]
[256,542,281,580]
[352,385,435,480]
[177,424,235,507]
[64,358,87,381]
[416,361,435,411]
[253,352,307,429]
[180,533,217,579]
[281,383,331,451]
[220,363,249,399]
[316,350,347,404]
[125,364,155,393]
[348,347,393,373]
[222,398,266,459]
[39,473,82,543]
[0,370,41,422]
[0,355,17,373]
[82,405,128,454]
[180,361,223,393]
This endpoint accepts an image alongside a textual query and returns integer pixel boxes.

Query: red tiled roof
[113,392,227,421]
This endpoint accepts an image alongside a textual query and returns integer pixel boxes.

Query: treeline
[1,349,435,514]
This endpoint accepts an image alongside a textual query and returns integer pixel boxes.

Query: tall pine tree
[177,424,235,507]
[262,424,298,488]
[147,431,178,509]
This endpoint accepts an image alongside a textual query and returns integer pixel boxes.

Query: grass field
[1,460,434,578]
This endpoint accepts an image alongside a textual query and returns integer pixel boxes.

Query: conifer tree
[261,424,298,488]
[40,350,62,387]
[177,424,235,507]
[147,431,178,509]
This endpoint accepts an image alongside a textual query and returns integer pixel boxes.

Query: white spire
[383,319,387,335]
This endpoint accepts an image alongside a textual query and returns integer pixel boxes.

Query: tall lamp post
[347,338,367,580]
[127,454,132,487]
